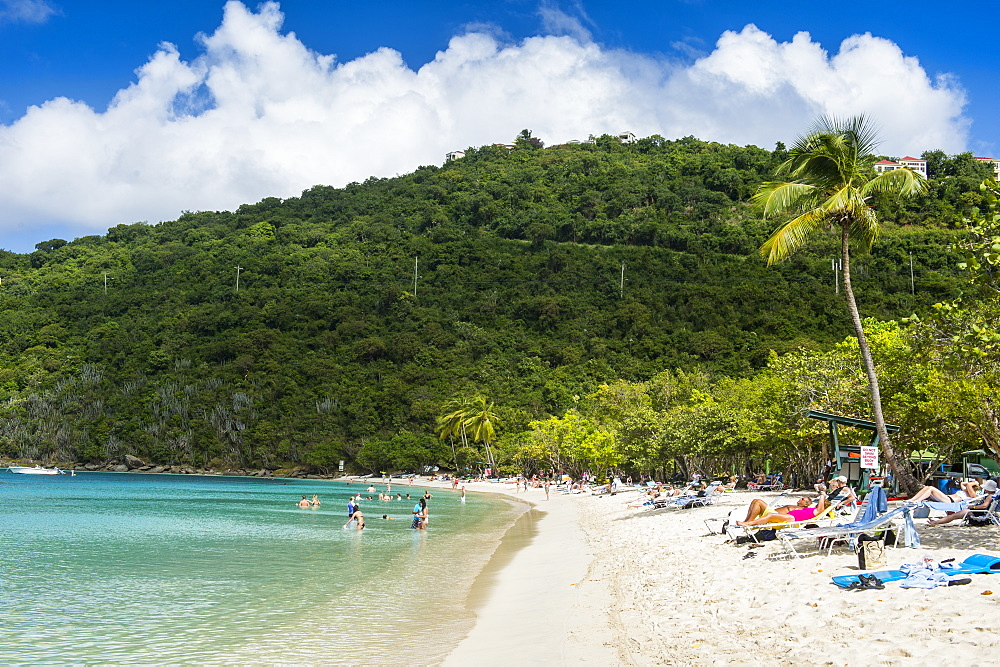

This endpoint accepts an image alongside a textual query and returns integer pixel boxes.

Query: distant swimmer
[382,514,394,519]
[460,485,467,504]
[367,486,377,493]
[297,496,311,508]
[311,494,321,507]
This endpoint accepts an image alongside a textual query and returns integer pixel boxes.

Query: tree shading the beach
[752,116,927,493]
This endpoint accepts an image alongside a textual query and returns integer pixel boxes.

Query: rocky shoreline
[2,454,340,480]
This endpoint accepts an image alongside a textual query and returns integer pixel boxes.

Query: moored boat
[8,465,65,475]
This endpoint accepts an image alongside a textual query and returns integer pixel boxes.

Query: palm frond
[847,207,880,252]
[861,167,929,198]
[750,181,818,216]
[760,209,831,265]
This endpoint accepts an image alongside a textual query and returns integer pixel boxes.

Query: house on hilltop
[874,156,928,178]
[975,157,1000,180]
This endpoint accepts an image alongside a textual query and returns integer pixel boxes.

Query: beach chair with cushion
[779,504,920,558]
[725,502,839,544]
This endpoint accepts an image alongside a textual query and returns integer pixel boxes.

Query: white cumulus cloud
[0,2,969,247]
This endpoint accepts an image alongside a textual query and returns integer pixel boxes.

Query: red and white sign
[860,446,879,470]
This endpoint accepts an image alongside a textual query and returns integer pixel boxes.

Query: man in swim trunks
[736,495,829,527]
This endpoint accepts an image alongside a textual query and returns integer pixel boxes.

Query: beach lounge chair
[779,504,920,558]
[747,473,784,491]
[962,492,1000,526]
[653,482,719,509]
[724,502,839,544]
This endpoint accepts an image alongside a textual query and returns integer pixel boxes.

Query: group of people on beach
[731,474,999,528]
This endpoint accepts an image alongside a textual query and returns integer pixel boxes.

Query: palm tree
[463,396,501,477]
[751,115,927,493]
[436,396,472,472]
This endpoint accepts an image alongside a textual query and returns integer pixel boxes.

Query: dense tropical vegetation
[0,129,997,482]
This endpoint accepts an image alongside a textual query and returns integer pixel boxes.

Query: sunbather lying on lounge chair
[907,481,981,504]
[927,481,998,526]
[736,495,829,527]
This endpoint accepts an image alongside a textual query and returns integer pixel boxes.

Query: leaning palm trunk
[840,227,920,493]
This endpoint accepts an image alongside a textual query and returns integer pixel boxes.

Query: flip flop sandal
[743,551,757,560]
[862,575,885,589]
[846,578,865,590]
[948,578,973,586]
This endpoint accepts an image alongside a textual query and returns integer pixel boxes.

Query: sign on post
[860,446,879,470]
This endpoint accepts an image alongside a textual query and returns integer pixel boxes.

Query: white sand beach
[423,480,1000,665]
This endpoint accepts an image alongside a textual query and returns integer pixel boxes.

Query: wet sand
[361,478,1000,665]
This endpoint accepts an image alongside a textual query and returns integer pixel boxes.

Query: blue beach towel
[832,553,1000,588]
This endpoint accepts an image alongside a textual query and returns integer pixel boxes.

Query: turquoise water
[0,472,524,664]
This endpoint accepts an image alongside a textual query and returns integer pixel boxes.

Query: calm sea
[0,472,525,664]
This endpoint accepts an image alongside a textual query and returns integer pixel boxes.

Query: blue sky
[0,0,994,253]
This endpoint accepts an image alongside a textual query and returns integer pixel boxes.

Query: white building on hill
[975,157,1000,180]
[874,156,928,177]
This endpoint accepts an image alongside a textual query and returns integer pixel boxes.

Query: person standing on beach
[544,480,550,500]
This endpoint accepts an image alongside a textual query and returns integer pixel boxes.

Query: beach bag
[966,513,991,527]
[857,533,886,570]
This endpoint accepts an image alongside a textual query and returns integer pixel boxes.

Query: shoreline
[397,479,621,664]
[410,481,1000,664]
[32,468,1000,662]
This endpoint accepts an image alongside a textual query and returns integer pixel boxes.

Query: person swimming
[297,496,311,507]
[311,494,321,507]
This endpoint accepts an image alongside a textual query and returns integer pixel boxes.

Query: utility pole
[235,266,243,292]
[909,252,915,294]
[620,262,625,298]
[413,257,418,298]
[101,272,111,295]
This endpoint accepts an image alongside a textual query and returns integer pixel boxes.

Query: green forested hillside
[0,134,989,474]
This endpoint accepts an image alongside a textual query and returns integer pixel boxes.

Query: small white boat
[8,465,65,475]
